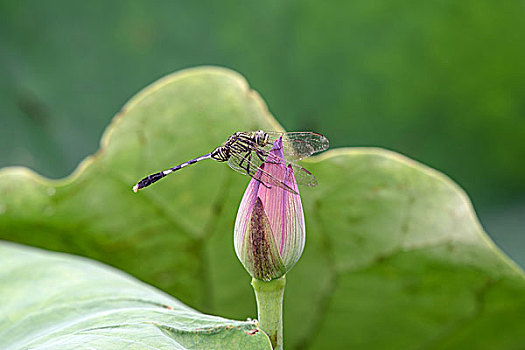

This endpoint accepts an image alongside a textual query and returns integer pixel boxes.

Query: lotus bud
[234,137,306,281]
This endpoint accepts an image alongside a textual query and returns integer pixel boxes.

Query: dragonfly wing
[285,160,318,187]
[262,151,318,187]
[262,131,329,160]
[227,151,299,194]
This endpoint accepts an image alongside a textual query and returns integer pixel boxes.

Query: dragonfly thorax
[210,131,269,163]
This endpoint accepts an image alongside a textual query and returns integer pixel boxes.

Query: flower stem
[252,275,286,349]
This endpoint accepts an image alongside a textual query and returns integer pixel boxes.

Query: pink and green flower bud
[234,137,306,281]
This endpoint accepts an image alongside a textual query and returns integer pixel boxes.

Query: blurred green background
[0,1,524,266]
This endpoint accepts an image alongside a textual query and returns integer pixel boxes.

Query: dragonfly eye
[255,130,267,146]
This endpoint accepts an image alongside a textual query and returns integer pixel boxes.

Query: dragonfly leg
[252,175,272,189]
[238,151,250,168]
[256,148,280,164]
[238,151,257,178]
[246,152,252,174]
[240,151,271,189]
[255,149,265,162]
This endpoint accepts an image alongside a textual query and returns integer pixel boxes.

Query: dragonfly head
[254,130,269,147]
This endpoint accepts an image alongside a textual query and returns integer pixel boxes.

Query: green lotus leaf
[1,67,524,349]
[0,242,270,349]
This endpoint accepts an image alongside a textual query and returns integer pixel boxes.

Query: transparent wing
[227,149,318,194]
[262,131,329,161]
[263,150,318,187]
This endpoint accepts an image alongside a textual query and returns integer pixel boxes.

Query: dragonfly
[132,130,329,194]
